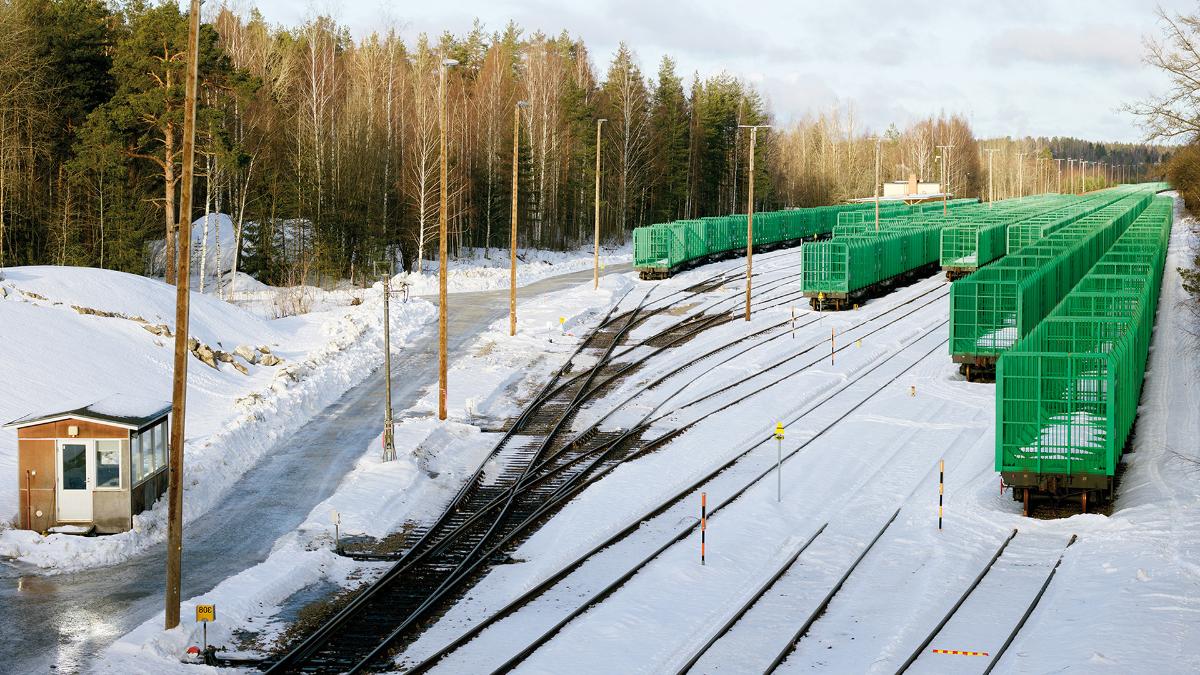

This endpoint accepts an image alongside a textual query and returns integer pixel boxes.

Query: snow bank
[0,265,435,569]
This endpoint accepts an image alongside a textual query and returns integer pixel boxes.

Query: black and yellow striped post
[831,327,836,366]
[938,459,945,530]
[791,307,796,339]
[700,492,707,565]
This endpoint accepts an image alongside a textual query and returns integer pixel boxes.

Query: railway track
[403,317,951,673]
[896,531,1078,675]
[259,252,810,672]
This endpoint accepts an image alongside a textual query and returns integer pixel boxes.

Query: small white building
[883,175,941,198]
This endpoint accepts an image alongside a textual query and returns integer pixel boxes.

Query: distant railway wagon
[631,198,976,279]
[996,196,1172,514]
[938,194,1078,279]
[948,186,1159,377]
[1005,183,1170,253]
[797,197,1082,309]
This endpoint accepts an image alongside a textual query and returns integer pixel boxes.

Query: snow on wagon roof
[3,394,171,430]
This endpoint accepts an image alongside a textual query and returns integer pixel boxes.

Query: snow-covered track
[402,327,949,674]
[760,508,903,673]
[671,524,829,675]
[260,260,800,673]
[897,532,1078,675]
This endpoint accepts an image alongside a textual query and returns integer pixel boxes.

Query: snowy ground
[399,199,1196,674]
[93,259,643,671]
[0,242,622,572]
[44,194,1200,672]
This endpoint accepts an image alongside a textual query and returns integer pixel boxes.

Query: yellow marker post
[911,385,916,397]
[774,422,785,502]
[196,603,215,654]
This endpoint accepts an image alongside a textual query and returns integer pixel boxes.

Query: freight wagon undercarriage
[1003,470,1115,517]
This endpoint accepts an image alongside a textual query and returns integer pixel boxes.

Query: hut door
[56,441,93,522]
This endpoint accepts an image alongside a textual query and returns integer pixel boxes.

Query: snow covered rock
[234,345,259,364]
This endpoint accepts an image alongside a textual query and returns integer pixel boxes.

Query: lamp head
[442,58,459,67]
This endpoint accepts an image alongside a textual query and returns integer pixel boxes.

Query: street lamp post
[873,136,882,229]
[1016,151,1026,198]
[510,100,528,337]
[936,144,953,214]
[1055,158,1063,194]
[438,56,458,421]
[739,124,771,321]
[594,118,607,290]
[984,148,1000,207]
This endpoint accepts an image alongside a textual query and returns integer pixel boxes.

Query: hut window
[96,440,121,488]
[132,432,143,483]
[157,422,168,469]
[143,426,155,477]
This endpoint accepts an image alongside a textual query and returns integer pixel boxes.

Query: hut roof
[3,394,171,430]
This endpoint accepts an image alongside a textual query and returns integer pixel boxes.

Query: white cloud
[240,0,1194,142]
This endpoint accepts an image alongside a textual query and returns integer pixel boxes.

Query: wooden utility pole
[593,118,606,290]
[165,0,201,630]
[1016,151,1026,198]
[438,57,457,421]
[739,124,770,321]
[510,101,527,336]
[873,136,882,230]
[936,144,953,215]
[984,148,1000,207]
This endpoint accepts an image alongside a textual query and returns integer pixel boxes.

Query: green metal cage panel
[996,196,1172,481]
[949,188,1158,361]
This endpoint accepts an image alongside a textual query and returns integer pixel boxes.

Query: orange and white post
[700,492,707,565]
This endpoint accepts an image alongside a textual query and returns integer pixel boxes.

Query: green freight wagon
[800,223,944,309]
[632,222,688,278]
[996,196,1172,513]
[948,187,1156,377]
[631,196,980,280]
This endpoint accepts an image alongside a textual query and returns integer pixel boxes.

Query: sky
[241,0,1192,144]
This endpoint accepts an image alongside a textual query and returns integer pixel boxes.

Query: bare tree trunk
[199,152,212,293]
[231,154,254,299]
